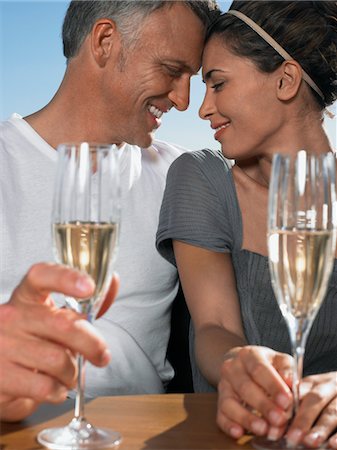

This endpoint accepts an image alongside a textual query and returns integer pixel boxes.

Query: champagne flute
[37,142,121,449]
[253,151,337,450]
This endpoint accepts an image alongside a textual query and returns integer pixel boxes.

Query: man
[0,0,218,421]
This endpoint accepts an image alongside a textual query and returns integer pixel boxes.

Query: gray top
[156,149,337,392]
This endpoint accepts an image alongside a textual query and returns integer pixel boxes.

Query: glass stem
[74,354,86,421]
[72,300,92,425]
[291,339,304,413]
[290,318,310,414]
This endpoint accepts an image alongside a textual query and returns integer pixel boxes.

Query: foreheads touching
[205,1,337,110]
[62,0,219,60]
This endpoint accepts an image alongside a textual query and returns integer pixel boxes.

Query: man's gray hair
[62,0,219,59]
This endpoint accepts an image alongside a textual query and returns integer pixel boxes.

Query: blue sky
[1,1,335,150]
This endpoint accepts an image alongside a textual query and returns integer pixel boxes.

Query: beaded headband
[227,10,325,101]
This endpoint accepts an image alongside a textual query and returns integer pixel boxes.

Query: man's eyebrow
[202,69,226,83]
[165,60,200,76]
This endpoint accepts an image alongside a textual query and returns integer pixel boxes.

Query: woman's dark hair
[206,1,337,108]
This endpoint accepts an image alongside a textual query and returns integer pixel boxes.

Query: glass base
[37,418,122,449]
[252,436,329,450]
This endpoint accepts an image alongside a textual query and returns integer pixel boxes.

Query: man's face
[101,3,206,148]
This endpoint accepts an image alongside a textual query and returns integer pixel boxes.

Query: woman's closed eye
[211,81,225,92]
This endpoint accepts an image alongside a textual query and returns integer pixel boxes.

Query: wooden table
[0,393,254,449]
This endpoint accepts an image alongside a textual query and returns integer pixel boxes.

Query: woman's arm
[173,240,245,386]
[173,241,292,438]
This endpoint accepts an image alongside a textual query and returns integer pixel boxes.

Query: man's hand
[286,372,337,449]
[0,263,118,422]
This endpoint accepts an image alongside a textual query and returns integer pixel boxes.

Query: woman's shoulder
[169,148,233,183]
[174,148,231,166]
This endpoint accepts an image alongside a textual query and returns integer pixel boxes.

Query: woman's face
[200,36,284,161]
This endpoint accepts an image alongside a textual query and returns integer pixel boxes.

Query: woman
[156,1,337,448]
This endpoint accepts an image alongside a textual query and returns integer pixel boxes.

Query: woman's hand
[286,372,337,449]
[216,346,293,440]
[217,346,337,448]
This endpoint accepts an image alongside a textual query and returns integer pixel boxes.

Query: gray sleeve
[156,149,240,266]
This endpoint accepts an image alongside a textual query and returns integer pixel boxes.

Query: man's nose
[168,77,191,111]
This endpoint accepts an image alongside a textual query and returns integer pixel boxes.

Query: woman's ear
[276,60,303,101]
[91,19,120,67]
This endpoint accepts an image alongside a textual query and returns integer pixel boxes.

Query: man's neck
[24,70,122,149]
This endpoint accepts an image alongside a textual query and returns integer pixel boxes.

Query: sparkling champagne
[54,221,118,303]
[268,229,334,319]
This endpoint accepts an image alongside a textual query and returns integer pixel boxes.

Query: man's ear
[91,19,120,67]
[276,60,303,101]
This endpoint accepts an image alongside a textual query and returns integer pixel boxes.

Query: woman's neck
[237,113,332,187]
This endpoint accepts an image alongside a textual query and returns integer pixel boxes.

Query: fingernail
[252,419,267,435]
[100,348,111,365]
[75,275,95,293]
[46,385,68,402]
[329,435,337,449]
[304,432,323,447]
[267,427,280,441]
[269,409,283,426]
[229,426,242,438]
[280,370,292,383]
[276,393,291,409]
[286,429,303,446]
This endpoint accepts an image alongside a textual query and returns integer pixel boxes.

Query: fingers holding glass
[37,143,121,449]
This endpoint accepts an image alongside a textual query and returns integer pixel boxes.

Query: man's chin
[134,131,156,149]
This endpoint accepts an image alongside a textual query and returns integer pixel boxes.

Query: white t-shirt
[0,114,186,396]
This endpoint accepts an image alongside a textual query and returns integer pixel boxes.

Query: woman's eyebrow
[202,69,228,83]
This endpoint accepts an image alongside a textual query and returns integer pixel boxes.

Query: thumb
[274,353,293,388]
